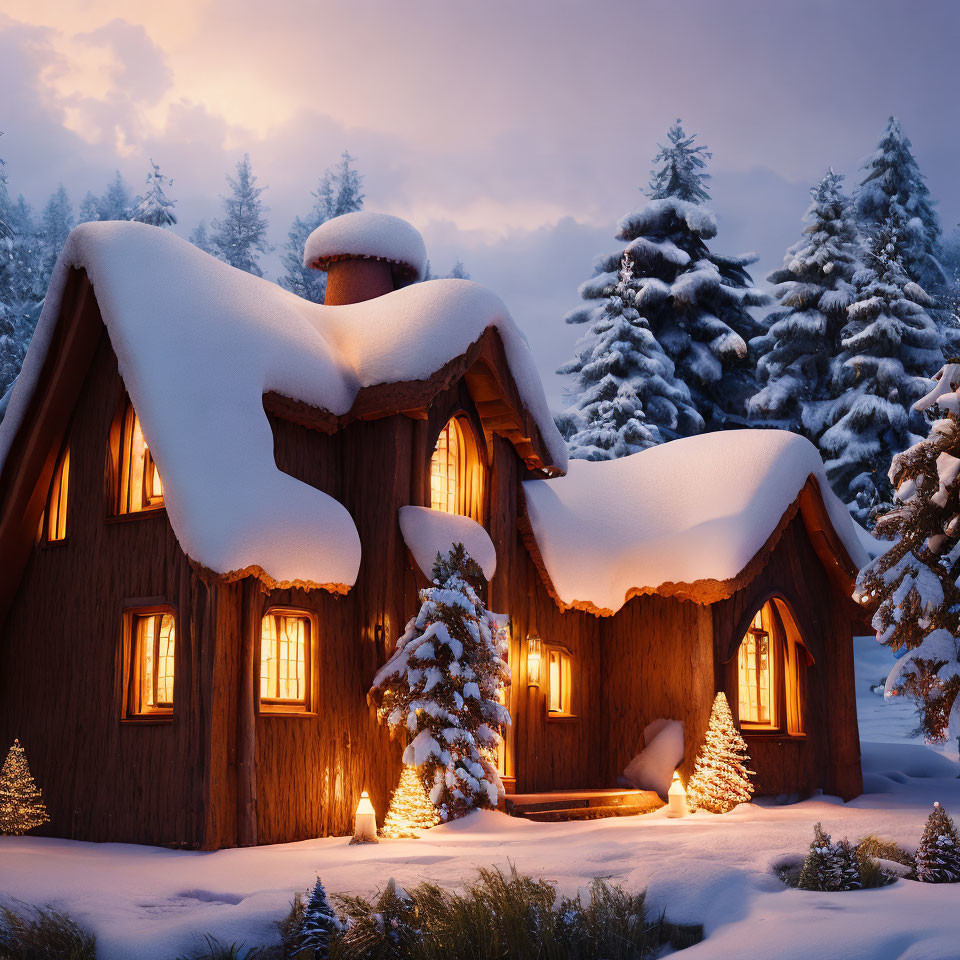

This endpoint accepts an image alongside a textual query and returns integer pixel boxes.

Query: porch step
[502,788,663,821]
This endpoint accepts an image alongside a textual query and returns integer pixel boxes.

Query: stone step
[502,788,662,820]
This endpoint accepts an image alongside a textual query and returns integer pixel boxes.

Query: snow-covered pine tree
[797,823,843,891]
[380,764,441,838]
[816,212,943,524]
[338,878,419,960]
[447,259,469,280]
[747,171,858,432]
[131,160,177,227]
[914,802,960,883]
[558,253,700,458]
[0,197,47,395]
[211,154,271,276]
[0,739,49,835]
[280,152,364,302]
[686,692,754,814]
[561,120,768,437]
[40,185,73,278]
[297,877,342,958]
[189,221,216,256]
[855,362,960,742]
[368,544,510,820]
[78,171,134,224]
[834,839,863,890]
[856,117,945,298]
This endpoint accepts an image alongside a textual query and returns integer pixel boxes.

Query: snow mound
[303,211,428,281]
[523,430,867,613]
[0,222,565,588]
[621,719,685,799]
[399,506,497,581]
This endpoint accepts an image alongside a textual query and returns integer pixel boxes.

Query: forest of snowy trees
[559,116,960,528]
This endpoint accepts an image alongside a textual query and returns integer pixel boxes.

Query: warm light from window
[117,403,164,514]
[549,651,561,712]
[47,445,70,541]
[137,612,175,712]
[547,647,573,715]
[261,612,309,706]
[430,418,463,514]
[738,609,773,725]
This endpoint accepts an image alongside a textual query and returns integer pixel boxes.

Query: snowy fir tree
[0,739,49,835]
[380,764,441,838]
[686,692,754,814]
[369,544,510,819]
[914,802,960,883]
[280,151,364,302]
[815,212,943,524]
[131,159,177,227]
[558,253,699,457]
[855,362,960,743]
[834,839,863,890]
[297,877,342,959]
[447,258,469,280]
[797,823,844,891]
[561,120,768,437]
[189,221,217,257]
[747,171,859,432]
[856,117,945,298]
[211,153,271,276]
[78,171,133,224]
[337,878,418,960]
[40,185,74,278]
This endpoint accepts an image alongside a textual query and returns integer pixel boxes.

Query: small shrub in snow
[792,827,907,891]
[685,692,754,813]
[914,801,960,883]
[0,902,96,960]
[175,937,267,960]
[295,878,342,959]
[797,823,844,891]
[335,878,419,960]
[368,544,510,819]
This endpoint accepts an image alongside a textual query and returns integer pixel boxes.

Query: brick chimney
[303,212,428,306]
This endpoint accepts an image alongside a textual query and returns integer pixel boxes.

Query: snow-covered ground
[2,637,959,960]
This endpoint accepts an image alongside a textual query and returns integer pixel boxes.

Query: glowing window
[429,416,483,520]
[738,609,774,726]
[115,401,164,515]
[131,611,175,717]
[547,647,573,716]
[260,611,311,712]
[46,445,70,541]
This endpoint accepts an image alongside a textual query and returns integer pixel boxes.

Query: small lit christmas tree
[0,739,49,835]
[914,802,960,883]
[381,764,441,839]
[686,692,754,813]
[798,823,843,891]
[297,877,342,959]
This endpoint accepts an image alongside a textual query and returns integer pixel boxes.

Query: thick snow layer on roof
[0,222,565,587]
[399,506,496,581]
[523,430,868,613]
[304,211,428,279]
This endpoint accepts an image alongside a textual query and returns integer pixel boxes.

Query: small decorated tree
[298,877,342,959]
[798,823,846,891]
[914,802,960,883]
[381,764,441,838]
[368,544,510,819]
[0,739,49,835]
[686,692,754,813]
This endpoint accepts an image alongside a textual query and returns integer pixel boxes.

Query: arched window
[46,444,70,542]
[736,599,808,735]
[429,416,483,520]
[112,399,164,515]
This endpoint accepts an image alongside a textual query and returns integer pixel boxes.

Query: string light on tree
[0,739,49,835]
[686,692,754,814]
[381,764,441,838]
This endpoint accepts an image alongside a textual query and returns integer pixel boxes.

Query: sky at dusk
[1,0,957,406]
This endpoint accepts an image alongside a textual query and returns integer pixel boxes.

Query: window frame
[256,607,318,717]
[43,441,71,545]
[121,601,177,723]
[545,643,576,719]
[428,414,485,523]
[108,396,166,519]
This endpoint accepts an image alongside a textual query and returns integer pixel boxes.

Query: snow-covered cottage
[0,213,869,849]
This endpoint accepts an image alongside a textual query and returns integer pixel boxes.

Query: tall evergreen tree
[40,185,73,277]
[188,221,216,256]
[297,877,342,959]
[447,259,469,280]
[558,253,700,457]
[211,154,271,276]
[280,152,363,302]
[816,212,943,524]
[78,171,133,223]
[914,802,960,883]
[131,159,177,227]
[856,117,944,295]
[561,120,767,438]
[747,171,858,432]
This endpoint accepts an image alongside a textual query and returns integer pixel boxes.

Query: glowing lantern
[350,791,379,844]
[667,771,688,818]
[526,634,542,687]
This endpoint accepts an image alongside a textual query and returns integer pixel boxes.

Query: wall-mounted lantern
[526,633,542,688]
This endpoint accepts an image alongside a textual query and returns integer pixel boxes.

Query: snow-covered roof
[522,430,869,615]
[0,221,565,590]
[304,211,428,281]
[399,506,497,581]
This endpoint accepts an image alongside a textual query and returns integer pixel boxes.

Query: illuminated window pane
[47,445,70,541]
[430,419,462,514]
[135,612,175,714]
[117,403,164,514]
[260,613,309,708]
[738,608,772,725]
